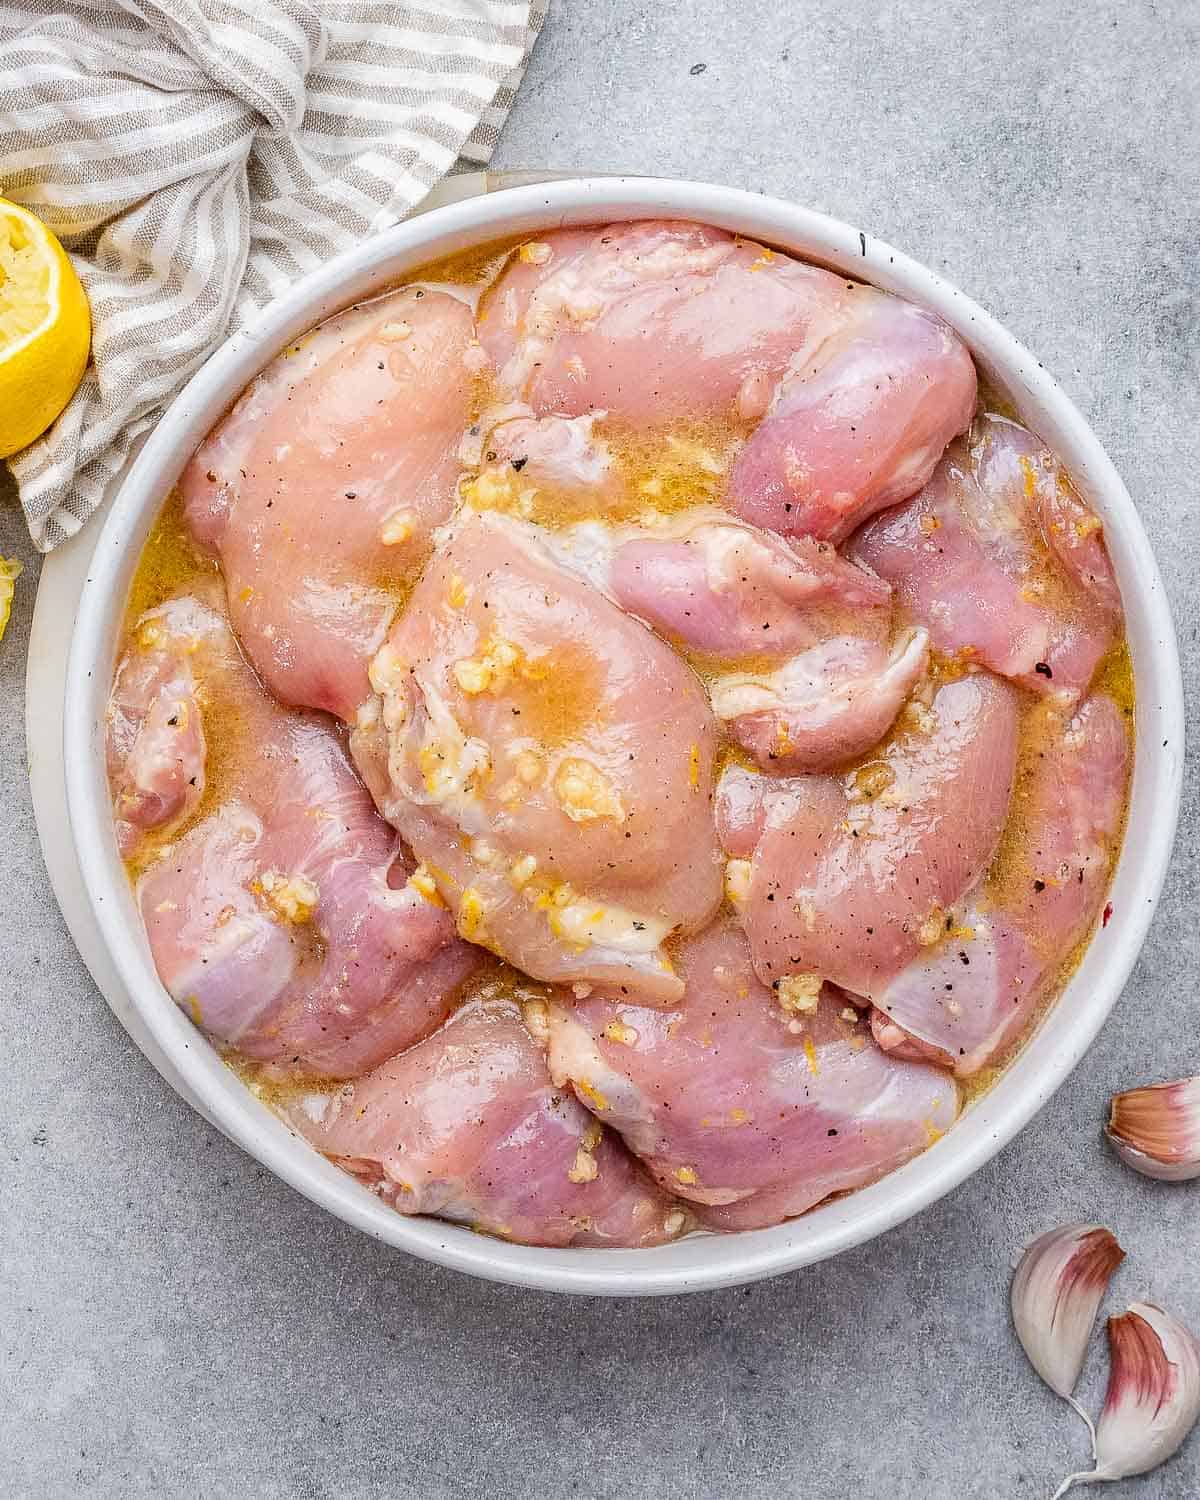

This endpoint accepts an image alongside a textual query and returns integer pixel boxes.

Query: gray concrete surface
[2,2,1197,1495]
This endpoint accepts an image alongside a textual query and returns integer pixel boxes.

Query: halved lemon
[0,199,91,459]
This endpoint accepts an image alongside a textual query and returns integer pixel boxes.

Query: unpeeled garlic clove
[1012,1224,1126,1445]
[1107,1076,1200,1181]
[1052,1302,1200,1497]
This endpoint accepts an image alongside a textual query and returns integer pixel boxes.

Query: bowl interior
[64,178,1184,1295]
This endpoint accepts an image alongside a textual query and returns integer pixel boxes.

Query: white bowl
[64,177,1184,1296]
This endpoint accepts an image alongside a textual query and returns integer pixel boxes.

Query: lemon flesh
[0,556,21,642]
[0,200,91,459]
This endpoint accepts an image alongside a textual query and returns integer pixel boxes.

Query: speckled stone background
[2,3,1196,1496]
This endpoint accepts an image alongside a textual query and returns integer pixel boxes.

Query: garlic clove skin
[1052,1302,1200,1497]
[1012,1225,1126,1402]
[1107,1076,1200,1182]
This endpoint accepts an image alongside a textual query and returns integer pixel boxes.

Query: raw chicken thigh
[851,415,1119,699]
[871,691,1129,1075]
[479,220,975,538]
[710,630,931,774]
[179,286,477,719]
[609,520,892,659]
[729,289,977,541]
[351,510,723,1001]
[608,517,929,771]
[721,672,1020,999]
[545,920,960,1230]
[283,991,687,1247]
[108,595,216,855]
[110,593,479,1076]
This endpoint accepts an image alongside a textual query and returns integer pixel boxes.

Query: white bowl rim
[64,175,1185,1297]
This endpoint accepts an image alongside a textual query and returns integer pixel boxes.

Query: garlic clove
[1107,1076,1200,1182]
[1012,1224,1125,1447]
[1052,1302,1200,1497]
[1012,1225,1126,1394]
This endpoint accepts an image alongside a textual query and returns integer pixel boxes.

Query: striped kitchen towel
[0,0,547,551]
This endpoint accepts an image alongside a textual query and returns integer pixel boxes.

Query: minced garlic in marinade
[119,236,1135,1113]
